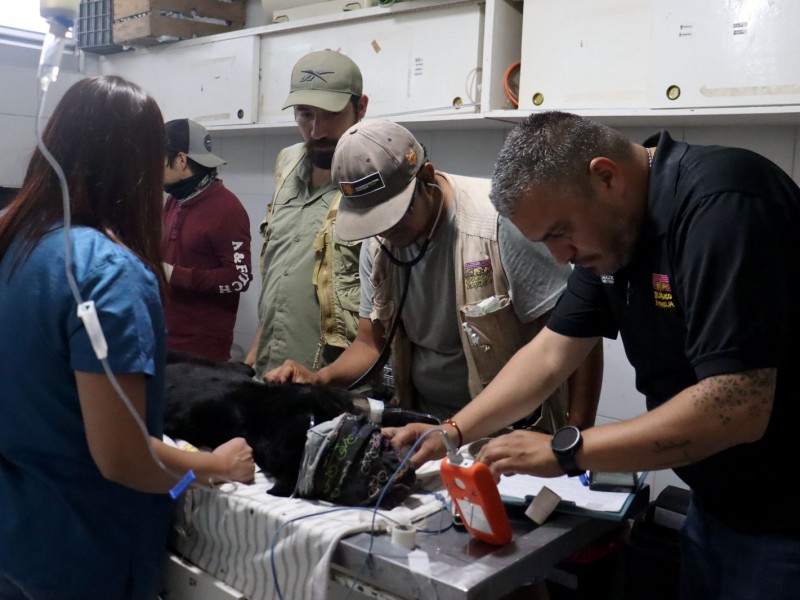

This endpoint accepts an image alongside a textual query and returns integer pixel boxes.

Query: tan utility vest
[368,173,567,431]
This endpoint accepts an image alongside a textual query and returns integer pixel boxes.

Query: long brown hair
[0,75,167,293]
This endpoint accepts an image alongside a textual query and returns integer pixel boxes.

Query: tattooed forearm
[646,369,776,468]
[654,439,690,454]
[690,368,776,425]
[652,439,693,468]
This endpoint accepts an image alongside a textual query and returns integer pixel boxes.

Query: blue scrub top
[0,226,170,599]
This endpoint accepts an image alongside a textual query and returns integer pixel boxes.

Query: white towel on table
[170,471,445,600]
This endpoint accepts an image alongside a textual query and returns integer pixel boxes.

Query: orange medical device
[439,431,512,545]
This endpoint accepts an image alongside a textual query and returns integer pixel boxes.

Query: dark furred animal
[163,352,369,496]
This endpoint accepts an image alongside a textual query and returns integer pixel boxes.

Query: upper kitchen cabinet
[96,0,800,131]
[99,0,489,131]
[99,35,260,126]
[491,0,800,127]
[258,0,486,127]
[649,1,800,110]
[516,0,653,112]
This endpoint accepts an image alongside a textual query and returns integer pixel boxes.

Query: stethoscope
[348,183,445,391]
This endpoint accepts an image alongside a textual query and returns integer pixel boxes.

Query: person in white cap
[162,118,252,361]
[246,50,369,379]
[267,119,603,431]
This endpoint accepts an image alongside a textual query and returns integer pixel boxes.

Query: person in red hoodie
[162,118,252,361]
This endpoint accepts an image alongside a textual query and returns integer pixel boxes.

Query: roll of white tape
[391,524,416,550]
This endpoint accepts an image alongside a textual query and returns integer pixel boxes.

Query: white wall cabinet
[99,35,259,126]
[98,0,492,131]
[649,1,800,110]
[506,0,800,127]
[259,0,484,124]
[517,0,653,111]
[97,0,800,133]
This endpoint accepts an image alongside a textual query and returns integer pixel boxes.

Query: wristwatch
[551,425,584,477]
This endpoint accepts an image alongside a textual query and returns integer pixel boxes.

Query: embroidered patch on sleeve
[652,273,675,309]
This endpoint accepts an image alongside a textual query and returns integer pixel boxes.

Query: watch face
[553,426,581,452]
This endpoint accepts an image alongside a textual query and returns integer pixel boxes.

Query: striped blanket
[169,470,446,600]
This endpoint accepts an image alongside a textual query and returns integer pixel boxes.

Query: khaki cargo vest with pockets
[368,173,567,431]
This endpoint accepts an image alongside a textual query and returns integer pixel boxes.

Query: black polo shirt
[548,131,800,535]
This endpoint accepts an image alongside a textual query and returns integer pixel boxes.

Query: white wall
[0,44,98,187]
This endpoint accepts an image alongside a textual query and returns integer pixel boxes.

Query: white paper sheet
[497,474,631,513]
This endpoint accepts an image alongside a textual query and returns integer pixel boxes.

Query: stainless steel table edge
[331,508,624,600]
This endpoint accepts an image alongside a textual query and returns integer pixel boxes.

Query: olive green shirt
[255,155,338,376]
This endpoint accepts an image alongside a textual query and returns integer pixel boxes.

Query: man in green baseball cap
[247,50,369,380]
[282,49,363,113]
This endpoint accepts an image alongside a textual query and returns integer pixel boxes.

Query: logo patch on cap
[405,149,418,166]
[203,134,213,152]
[339,172,386,198]
[300,69,334,83]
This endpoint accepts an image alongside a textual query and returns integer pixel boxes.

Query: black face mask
[164,172,208,199]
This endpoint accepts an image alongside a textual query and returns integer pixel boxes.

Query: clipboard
[498,472,649,521]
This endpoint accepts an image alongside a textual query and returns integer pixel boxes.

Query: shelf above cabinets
[207,110,507,137]
[485,106,800,130]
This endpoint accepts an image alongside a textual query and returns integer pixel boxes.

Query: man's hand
[383,423,449,469]
[265,359,319,384]
[476,429,563,478]
[212,437,255,483]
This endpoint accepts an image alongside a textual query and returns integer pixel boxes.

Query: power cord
[504,61,521,108]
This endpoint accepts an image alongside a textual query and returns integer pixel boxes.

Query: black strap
[347,241,426,391]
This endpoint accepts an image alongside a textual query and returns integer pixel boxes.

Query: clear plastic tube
[37,30,66,93]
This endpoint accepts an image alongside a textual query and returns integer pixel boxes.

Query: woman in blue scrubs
[0,75,255,600]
